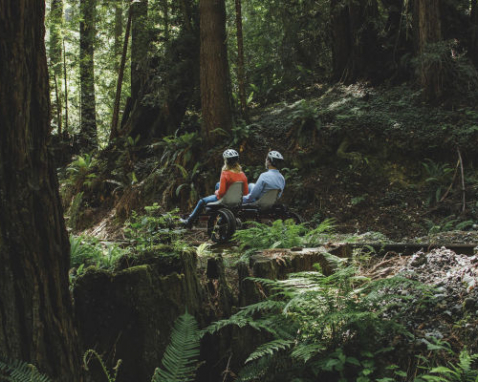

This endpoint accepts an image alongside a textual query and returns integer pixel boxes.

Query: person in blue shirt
[243,151,285,204]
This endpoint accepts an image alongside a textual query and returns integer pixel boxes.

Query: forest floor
[74,81,478,245]
[65,81,478,379]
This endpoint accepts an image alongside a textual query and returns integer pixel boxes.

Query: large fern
[151,311,200,382]
[0,358,52,382]
[205,255,434,381]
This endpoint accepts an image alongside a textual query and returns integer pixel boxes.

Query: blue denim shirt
[243,169,285,203]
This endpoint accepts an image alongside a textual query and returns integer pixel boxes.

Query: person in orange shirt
[180,149,248,227]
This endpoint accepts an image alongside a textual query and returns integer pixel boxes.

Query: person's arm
[244,174,265,202]
[278,175,286,198]
[215,171,228,199]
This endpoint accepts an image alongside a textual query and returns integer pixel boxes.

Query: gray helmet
[223,149,239,159]
[267,151,283,161]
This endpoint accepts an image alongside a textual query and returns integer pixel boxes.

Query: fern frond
[152,312,200,382]
[291,342,326,363]
[83,349,121,382]
[245,339,295,364]
[0,358,52,382]
[237,354,272,381]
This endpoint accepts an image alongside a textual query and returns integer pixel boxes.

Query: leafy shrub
[123,204,185,253]
[66,153,97,188]
[233,219,306,253]
[204,257,434,381]
[422,159,454,206]
[69,235,127,273]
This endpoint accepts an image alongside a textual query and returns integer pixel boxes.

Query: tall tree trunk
[0,1,82,380]
[413,0,443,100]
[111,3,133,142]
[114,0,124,73]
[131,0,149,102]
[330,0,380,83]
[235,0,248,121]
[470,0,478,66]
[180,0,193,33]
[50,0,64,135]
[63,38,70,137]
[199,0,232,145]
[79,0,98,151]
[330,0,351,81]
[163,0,170,41]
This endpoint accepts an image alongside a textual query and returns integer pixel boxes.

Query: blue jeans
[187,182,253,223]
[187,182,221,223]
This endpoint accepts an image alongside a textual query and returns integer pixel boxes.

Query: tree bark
[79,0,98,151]
[413,0,443,100]
[110,3,133,142]
[114,0,124,73]
[63,38,70,136]
[163,0,170,41]
[199,0,232,145]
[0,1,82,380]
[50,0,64,135]
[470,0,478,66]
[235,0,248,121]
[330,0,380,83]
[131,0,149,102]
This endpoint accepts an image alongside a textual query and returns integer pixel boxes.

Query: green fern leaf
[245,339,295,364]
[152,312,200,382]
[0,358,52,382]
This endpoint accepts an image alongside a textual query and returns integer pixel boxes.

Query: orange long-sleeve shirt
[215,170,248,199]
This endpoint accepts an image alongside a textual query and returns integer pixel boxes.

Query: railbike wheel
[207,208,237,243]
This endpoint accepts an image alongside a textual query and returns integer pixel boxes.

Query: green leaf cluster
[205,258,435,381]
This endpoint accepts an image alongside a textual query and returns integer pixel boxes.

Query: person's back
[243,151,285,204]
[180,149,247,227]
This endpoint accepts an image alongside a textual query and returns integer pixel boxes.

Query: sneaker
[179,217,192,228]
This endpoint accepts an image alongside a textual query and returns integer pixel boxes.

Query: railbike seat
[206,181,244,209]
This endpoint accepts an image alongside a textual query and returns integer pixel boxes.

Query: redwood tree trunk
[0,1,82,380]
[235,0,248,121]
[413,0,443,100]
[200,0,232,145]
[470,0,478,66]
[330,0,380,83]
[50,0,63,135]
[114,0,124,73]
[79,0,98,151]
[131,0,149,102]
[110,3,133,141]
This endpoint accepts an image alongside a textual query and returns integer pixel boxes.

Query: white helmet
[267,151,283,161]
[223,149,239,159]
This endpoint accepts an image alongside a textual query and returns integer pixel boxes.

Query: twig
[222,353,234,382]
[439,159,459,203]
[457,147,466,212]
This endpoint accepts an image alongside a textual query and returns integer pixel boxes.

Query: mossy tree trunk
[200,0,232,146]
[413,0,443,100]
[0,1,82,380]
[79,0,98,151]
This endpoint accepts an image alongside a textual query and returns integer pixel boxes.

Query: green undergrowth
[69,204,192,282]
[202,253,476,381]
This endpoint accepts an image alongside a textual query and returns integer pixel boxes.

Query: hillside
[62,82,478,242]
